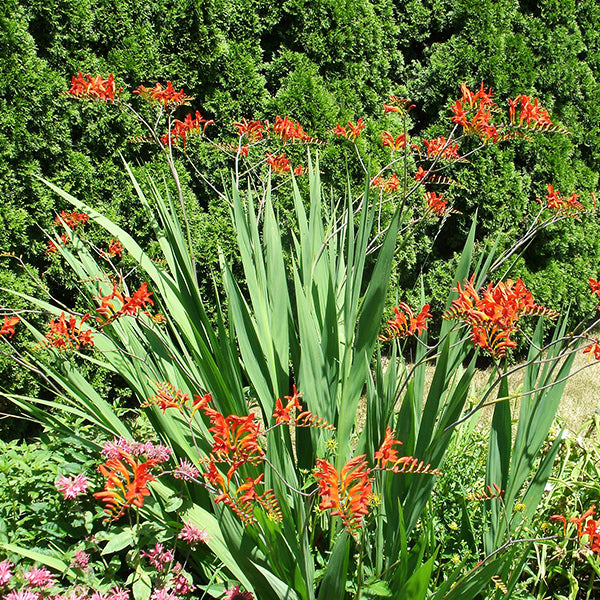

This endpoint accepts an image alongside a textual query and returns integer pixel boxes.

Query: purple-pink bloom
[136,442,173,463]
[56,474,90,500]
[4,591,41,600]
[170,573,194,596]
[0,560,13,586]
[23,567,55,589]
[106,587,129,600]
[101,438,134,459]
[149,589,177,600]
[71,551,90,570]
[173,459,199,481]
[223,585,254,600]
[178,522,208,545]
[89,592,109,600]
[141,543,174,572]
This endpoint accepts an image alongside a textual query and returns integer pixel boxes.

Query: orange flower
[422,137,461,160]
[381,130,406,151]
[107,239,122,258]
[96,281,154,325]
[142,381,189,413]
[508,95,553,127]
[314,455,372,533]
[374,428,403,468]
[266,153,291,173]
[94,452,160,519]
[331,118,365,141]
[0,316,20,338]
[589,279,600,297]
[451,83,497,142]
[443,276,558,359]
[540,184,585,215]
[45,312,94,350]
[133,82,191,107]
[66,72,118,102]
[233,118,264,141]
[55,210,89,229]
[161,111,213,147]
[273,385,303,424]
[379,302,432,341]
[272,116,311,143]
[583,342,600,361]
[424,191,448,216]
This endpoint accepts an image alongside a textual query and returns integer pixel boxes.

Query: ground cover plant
[2,75,600,599]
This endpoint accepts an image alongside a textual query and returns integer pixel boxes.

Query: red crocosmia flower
[45,312,94,350]
[272,116,311,143]
[55,210,89,229]
[94,452,160,519]
[424,191,448,216]
[66,72,118,101]
[450,99,468,127]
[382,173,401,193]
[374,427,403,468]
[508,95,553,127]
[379,302,432,342]
[314,455,373,533]
[142,381,189,413]
[266,152,291,173]
[451,83,498,142]
[107,239,123,258]
[232,118,264,141]
[569,505,596,538]
[96,281,154,325]
[161,111,213,147]
[347,117,366,140]
[423,137,461,160]
[273,385,303,424]
[583,342,600,361]
[381,130,406,151]
[133,82,191,107]
[331,123,348,137]
[293,164,305,176]
[589,279,600,297]
[540,184,585,215]
[383,103,402,113]
[190,392,212,418]
[443,276,558,359]
[414,166,429,182]
[331,118,365,141]
[0,316,20,338]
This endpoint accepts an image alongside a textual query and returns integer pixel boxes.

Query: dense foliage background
[2,0,600,423]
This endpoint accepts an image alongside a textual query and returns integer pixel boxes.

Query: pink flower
[23,567,55,589]
[142,543,174,572]
[56,474,90,499]
[170,572,194,595]
[178,522,209,545]
[107,587,129,600]
[90,592,109,600]
[71,551,90,569]
[0,560,13,586]
[4,591,41,600]
[101,438,134,459]
[223,585,253,600]
[173,459,199,481]
[150,589,177,600]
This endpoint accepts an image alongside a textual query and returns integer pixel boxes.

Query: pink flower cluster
[101,438,172,463]
[55,474,90,500]
[141,544,174,572]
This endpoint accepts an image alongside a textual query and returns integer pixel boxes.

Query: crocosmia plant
[2,76,600,600]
